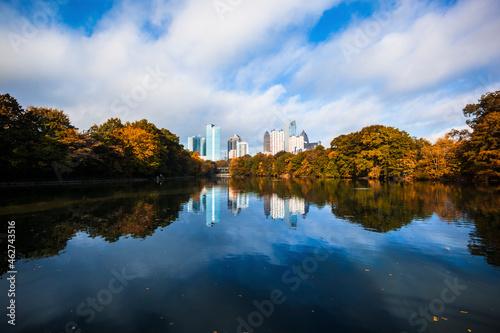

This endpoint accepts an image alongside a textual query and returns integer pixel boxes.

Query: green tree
[273,152,293,177]
[0,94,26,179]
[16,106,76,179]
[88,118,126,176]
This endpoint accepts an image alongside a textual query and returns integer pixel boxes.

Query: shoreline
[0,176,198,188]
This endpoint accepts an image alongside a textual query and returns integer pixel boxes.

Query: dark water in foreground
[0,178,499,333]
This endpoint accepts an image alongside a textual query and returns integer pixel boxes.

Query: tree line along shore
[229,90,499,183]
[1,91,499,183]
[0,94,219,182]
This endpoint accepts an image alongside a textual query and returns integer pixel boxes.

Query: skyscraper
[200,137,206,156]
[228,134,241,152]
[289,135,304,154]
[236,141,248,157]
[188,136,194,152]
[228,134,241,159]
[270,129,284,155]
[263,131,270,153]
[300,130,309,144]
[206,124,221,161]
[289,120,297,137]
[188,136,206,156]
[284,120,297,152]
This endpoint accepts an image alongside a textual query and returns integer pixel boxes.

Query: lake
[0,178,499,333]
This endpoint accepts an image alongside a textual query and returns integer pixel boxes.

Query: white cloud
[0,0,499,154]
[426,125,469,143]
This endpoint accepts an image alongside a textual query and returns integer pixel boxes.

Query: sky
[1,0,500,155]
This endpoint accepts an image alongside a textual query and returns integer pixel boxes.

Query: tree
[287,152,306,176]
[0,94,25,178]
[14,106,76,179]
[416,136,460,179]
[273,152,293,176]
[462,90,500,182]
[114,126,161,176]
[216,160,229,168]
[54,128,101,178]
[88,118,124,144]
[329,125,416,179]
[87,118,126,176]
[229,156,251,177]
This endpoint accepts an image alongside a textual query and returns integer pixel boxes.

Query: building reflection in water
[206,187,221,227]
[264,194,271,217]
[187,186,308,228]
[187,187,221,227]
[228,187,250,216]
[187,191,206,213]
[270,194,308,228]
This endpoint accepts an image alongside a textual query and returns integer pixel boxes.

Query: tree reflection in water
[1,179,499,276]
[229,178,500,267]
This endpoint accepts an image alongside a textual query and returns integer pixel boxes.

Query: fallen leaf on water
[146,288,149,290]
[169,322,174,326]
[445,246,451,251]
[433,316,438,322]
[461,311,468,314]
[389,274,392,276]
[365,269,370,272]
[468,330,471,332]
[441,317,448,320]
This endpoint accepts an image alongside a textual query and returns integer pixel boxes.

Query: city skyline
[3,1,499,157]
[187,120,321,159]
[188,129,250,160]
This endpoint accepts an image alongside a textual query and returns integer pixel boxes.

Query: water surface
[0,179,499,333]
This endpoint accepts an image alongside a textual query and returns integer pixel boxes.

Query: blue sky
[1,0,499,154]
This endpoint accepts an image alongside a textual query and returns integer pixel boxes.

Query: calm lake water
[1,179,499,333]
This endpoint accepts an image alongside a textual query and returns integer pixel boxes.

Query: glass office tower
[284,120,297,152]
[206,124,221,161]
[188,136,206,156]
